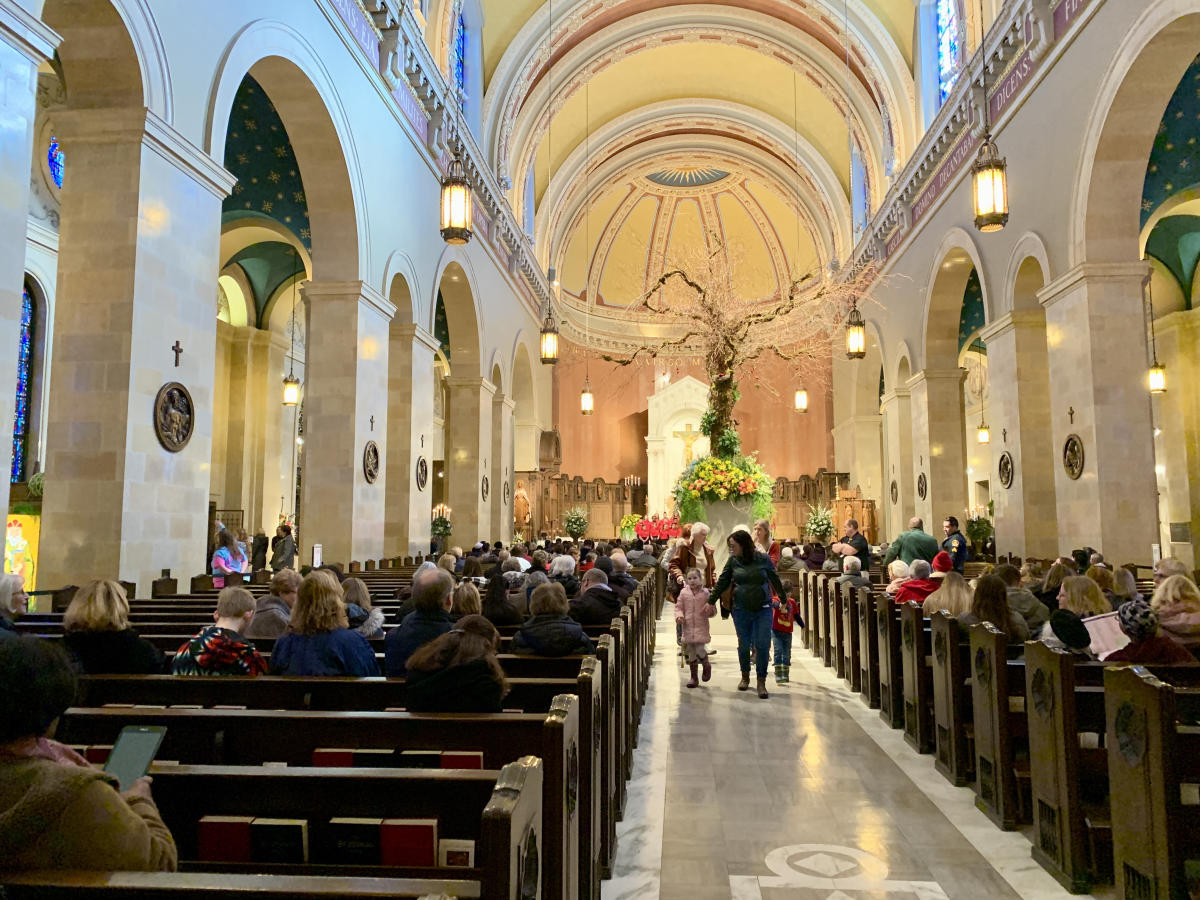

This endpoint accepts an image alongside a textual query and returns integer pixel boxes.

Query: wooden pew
[968,623,1029,830]
[838,581,860,692]
[900,602,934,754]
[1105,664,1200,900]
[855,586,880,708]
[821,575,836,670]
[930,611,973,786]
[0,756,541,900]
[876,596,904,729]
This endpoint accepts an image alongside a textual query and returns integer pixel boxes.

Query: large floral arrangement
[673,454,774,524]
[805,504,834,542]
[563,507,589,539]
[431,515,452,539]
[619,513,642,532]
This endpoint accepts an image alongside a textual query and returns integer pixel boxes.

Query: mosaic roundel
[363,441,380,484]
[416,456,428,491]
[917,473,928,501]
[998,452,1014,489]
[1063,434,1085,481]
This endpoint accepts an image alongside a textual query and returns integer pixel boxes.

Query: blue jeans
[732,606,772,679]
[772,630,792,666]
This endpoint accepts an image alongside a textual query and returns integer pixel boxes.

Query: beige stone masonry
[385,322,440,557]
[445,375,495,543]
[908,368,968,530]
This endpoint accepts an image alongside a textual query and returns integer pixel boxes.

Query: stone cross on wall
[673,423,702,465]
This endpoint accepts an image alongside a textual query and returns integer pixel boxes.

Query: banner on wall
[6,515,39,592]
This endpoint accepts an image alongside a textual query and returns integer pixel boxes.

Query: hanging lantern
[845,305,866,360]
[977,420,991,444]
[971,136,1009,233]
[794,388,808,412]
[282,372,300,407]
[580,376,594,415]
[1149,360,1167,394]
[439,155,473,244]
[539,311,559,365]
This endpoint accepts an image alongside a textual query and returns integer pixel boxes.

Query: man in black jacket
[608,550,640,595]
[569,569,623,625]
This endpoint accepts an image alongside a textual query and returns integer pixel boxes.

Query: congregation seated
[0,572,28,639]
[930,551,954,581]
[513,583,595,657]
[171,587,266,676]
[549,554,580,598]
[776,546,802,575]
[893,559,940,604]
[1150,573,1200,649]
[1105,598,1197,664]
[63,580,167,674]
[452,580,482,619]
[625,539,657,568]
[0,636,177,871]
[1036,561,1071,610]
[482,574,525,627]
[461,556,487,586]
[995,564,1049,636]
[922,571,973,617]
[403,614,508,713]
[245,568,300,639]
[500,557,526,589]
[436,553,458,576]
[1153,556,1191,582]
[570,568,623,625]
[884,560,909,598]
[341,576,386,639]
[958,573,1030,645]
[1085,565,1117,608]
[384,567,454,676]
[1056,575,1110,621]
[523,569,550,605]
[835,556,871,590]
[1042,609,1095,657]
[270,570,377,677]
[1111,566,1143,606]
[608,550,640,595]
[800,541,827,571]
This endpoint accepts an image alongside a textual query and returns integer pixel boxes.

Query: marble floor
[601,613,1117,900]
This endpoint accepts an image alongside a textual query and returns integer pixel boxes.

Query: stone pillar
[40,107,236,595]
[0,5,58,512]
[979,310,1058,558]
[833,414,884,510]
[257,330,291,535]
[300,281,394,566]
[515,422,539,470]
[491,393,515,542]
[385,323,439,557]
[445,376,495,543]
[1039,263,1157,558]
[880,388,915,540]
[908,368,968,530]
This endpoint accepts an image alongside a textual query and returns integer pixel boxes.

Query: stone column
[445,375,495,543]
[0,5,58,513]
[257,330,291,535]
[880,387,915,540]
[1039,263,1157,558]
[40,107,236,596]
[300,281,394,566]
[385,323,439,557]
[834,414,884,508]
[979,310,1058,558]
[491,393,515,542]
[908,368,968,530]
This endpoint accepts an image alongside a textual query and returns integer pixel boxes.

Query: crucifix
[1068,406,1075,425]
[171,341,183,367]
[1002,428,1007,444]
[369,415,375,432]
[673,423,703,466]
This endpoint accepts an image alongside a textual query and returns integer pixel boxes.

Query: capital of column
[492,392,516,413]
[1038,261,1150,311]
[391,322,441,355]
[445,375,498,399]
[55,107,237,199]
[977,308,1046,343]
[879,388,910,406]
[906,368,965,391]
[302,280,397,322]
[0,0,60,64]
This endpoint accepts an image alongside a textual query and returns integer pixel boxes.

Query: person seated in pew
[403,614,510,713]
[958,574,1030,645]
[776,546,802,576]
[1104,599,1197,664]
[1085,565,1118,609]
[63,580,168,674]
[930,550,954,581]
[884,560,910,598]
[1019,562,1045,591]
[172,587,267,676]
[500,557,526,591]
[1056,575,1110,621]
[523,569,550,606]
[1041,609,1095,658]
[245,568,300,640]
[513,583,595,657]
[270,570,378,677]
[485,549,509,580]
[0,572,28,639]
[0,636,177,871]
[549,554,581,598]
[341,577,386,639]
[452,580,482,619]
[482,574,525,627]
[608,550,641,595]
[436,553,458,577]
[893,559,941,605]
[922,571,973,617]
[1111,567,1143,607]
[1036,561,1072,611]
[384,567,455,677]
[835,556,871,590]
[570,568,623,626]
[593,556,631,601]
[995,564,1050,637]
[461,556,487,587]
[1150,573,1200,650]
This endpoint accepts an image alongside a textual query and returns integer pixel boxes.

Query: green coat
[883,529,940,566]
[713,552,786,613]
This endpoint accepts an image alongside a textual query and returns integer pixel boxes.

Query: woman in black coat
[403,615,508,712]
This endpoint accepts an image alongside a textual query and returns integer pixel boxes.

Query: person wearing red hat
[930,551,954,580]
[894,559,940,604]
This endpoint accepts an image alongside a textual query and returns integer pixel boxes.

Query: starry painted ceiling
[1142,53,1200,229]
[958,268,986,354]
[434,292,452,361]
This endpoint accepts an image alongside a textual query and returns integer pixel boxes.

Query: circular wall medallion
[481,475,490,501]
[153,382,194,453]
[998,452,1014,489]
[503,480,511,506]
[890,480,898,504]
[1063,434,1085,480]
[362,441,380,484]
[415,456,428,491]
[917,473,928,500]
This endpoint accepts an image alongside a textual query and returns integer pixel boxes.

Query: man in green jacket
[882,518,940,566]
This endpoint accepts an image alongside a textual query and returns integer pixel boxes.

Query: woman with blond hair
[436,553,458,576]
[1036,561,1072,610]
[451,580,482,619]
[341,577,385,638]
[1150,574,1200,649]
[62,580,166,674]
[1085,565,1117,608]
[1056,576,1110,619]
[922,571,973,617]
[270,570,377,676]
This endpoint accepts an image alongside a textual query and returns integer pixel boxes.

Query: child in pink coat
[675,567,716,688]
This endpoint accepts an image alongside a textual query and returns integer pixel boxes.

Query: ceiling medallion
[645,166,730,188]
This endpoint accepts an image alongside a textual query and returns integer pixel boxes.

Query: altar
[645,375,711,515]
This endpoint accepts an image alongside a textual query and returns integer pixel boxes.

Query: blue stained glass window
[453,13,468,110]
[936,0,962,103]
[11,287,34,483]
[48,136,64,189]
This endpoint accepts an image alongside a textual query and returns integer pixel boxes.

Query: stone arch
[206,21,367,282]
[1002,233,1053,316]
[18,272,53,480]
[921,228,988,371]
[511,338,539,471]
[432,255,484,378]
[893,342,913,390]
[1071,5,1200,268]
[381,250,420,326]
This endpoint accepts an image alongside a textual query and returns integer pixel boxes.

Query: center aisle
[601,612,1107,900]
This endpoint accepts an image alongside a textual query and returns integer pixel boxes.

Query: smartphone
[104,725,167,790]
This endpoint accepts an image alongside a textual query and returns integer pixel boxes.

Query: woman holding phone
[0,636,177,870]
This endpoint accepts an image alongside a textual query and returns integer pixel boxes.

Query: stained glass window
[936,0,962,103]
[11,286,34,483]
[453,12,468,110]
[47,136,64,189]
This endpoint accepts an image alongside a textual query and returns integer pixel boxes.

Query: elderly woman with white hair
[0,573,28,639]
[549,554,580,598]
[669,522,716,590]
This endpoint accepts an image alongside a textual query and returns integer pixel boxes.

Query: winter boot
[687,662,699,689]
[774,664,783,683]
[737,671,751,691]
[757,677,770,699]
[701,656,712,682]
[781,665,790,684]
